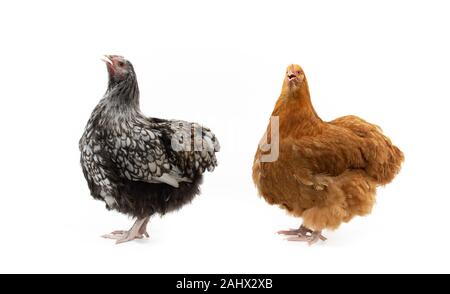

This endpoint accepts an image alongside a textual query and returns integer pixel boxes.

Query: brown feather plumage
[252,65,404,233]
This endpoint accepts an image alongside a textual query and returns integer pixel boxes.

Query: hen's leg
[138,217,150,238]
[102,217,150,244]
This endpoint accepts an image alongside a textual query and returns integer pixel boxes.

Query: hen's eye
[118,61,125,67]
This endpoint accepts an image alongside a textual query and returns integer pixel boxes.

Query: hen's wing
[103,122,181,187]
[288,126,366,175]
[275,122,367,190]
[104,118,219,188]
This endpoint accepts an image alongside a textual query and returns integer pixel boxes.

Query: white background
[0,0,449,274]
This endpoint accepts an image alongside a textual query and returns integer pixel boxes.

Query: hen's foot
[102,217,150,244]
[278,224,312,236]
[287,230,327,245]
[102,230,144,242]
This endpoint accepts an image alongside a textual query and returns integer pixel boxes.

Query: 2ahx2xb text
[176,278,273,291]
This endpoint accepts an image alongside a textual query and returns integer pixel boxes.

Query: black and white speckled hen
[79,55,220,244]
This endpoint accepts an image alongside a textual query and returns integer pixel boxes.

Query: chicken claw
[286,230,327,245]
[102,230,144,242]
[278,224,312,236]
[278,224,326,245]
[102,217,150,244]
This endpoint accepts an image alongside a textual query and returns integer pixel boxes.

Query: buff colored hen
[252,64,404,244]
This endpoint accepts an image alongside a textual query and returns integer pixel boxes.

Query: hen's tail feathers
[366,136,404,186]
[331,115,404,186]
[169,120,220,175]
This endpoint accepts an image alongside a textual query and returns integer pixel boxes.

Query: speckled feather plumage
[80,57,219,218]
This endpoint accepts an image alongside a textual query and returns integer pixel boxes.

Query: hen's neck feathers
[105,73,140,113]
[272,78,323,136]
[92,73,144,129]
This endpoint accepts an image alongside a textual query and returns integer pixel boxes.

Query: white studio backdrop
[0,0,449,273]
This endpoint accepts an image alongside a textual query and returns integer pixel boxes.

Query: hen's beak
[287,71,297,81]
[101,55,113,65]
